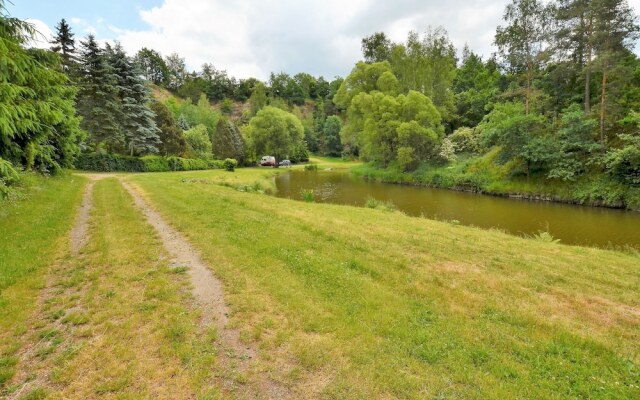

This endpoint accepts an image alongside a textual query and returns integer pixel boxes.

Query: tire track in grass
[120,178,290,399]
[10,176,99,399]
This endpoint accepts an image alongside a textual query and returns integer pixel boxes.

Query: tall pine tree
[77,34,122,152]
[50,18,75,73]
[107,43,160,155]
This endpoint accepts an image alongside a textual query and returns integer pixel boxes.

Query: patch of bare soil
[69,182,94,256]
[120,179,290,399]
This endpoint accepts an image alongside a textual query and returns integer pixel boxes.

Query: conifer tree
[77,34,122,152]
[50,18,75,73]
[107,43,160,155]
[177,114,190,130]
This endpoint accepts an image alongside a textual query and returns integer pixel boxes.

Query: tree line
[2,0,640,190]
[341,0,640,186]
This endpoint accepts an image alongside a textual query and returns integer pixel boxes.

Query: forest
[2,0,640,207]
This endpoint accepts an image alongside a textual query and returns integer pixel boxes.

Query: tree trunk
[584,17,593,114]
[599,65,607,145]
[525,61,532,116]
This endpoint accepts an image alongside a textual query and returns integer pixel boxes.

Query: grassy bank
[352,150,640,211]
[0,174,86,388]
[128,168,640,399]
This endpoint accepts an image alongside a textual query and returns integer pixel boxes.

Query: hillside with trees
[1,0,640,208]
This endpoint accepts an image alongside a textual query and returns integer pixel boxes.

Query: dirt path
[120,179,289,399]
[10,175,106,399]
[69,181,94,255]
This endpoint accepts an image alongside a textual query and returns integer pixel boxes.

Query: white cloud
[25,18,53,49]
[26,0,640,80]
[70,17,97,35]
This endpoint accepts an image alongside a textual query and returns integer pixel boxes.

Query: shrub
[223,158,238,172]
[301,189,315,202]
[140,156,170,172]
[304,163,319,171]
[76,153,224,172]
[605,140,640,186]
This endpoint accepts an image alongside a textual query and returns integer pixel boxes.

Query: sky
[10,0,640,80]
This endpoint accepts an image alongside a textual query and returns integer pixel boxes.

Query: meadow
[0,167,638,399]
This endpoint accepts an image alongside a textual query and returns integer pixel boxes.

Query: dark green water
[275,170,640,249]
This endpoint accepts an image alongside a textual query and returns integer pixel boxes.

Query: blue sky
[11,0,640,80]
[9,0,160,39]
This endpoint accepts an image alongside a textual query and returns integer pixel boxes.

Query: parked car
[259,156,276,167]
[279,159,291,168]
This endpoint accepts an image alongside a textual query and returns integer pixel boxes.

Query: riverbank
[350,151,640,211]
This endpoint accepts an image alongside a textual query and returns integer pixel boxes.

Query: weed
[301,189,315,202]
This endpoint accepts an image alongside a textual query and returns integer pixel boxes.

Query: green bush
[304,163,319,171]
[75,153,224,173]
[223,158,238,172]
[140,156,170,172]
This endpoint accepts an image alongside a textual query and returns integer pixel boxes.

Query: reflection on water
[275,170,640,249]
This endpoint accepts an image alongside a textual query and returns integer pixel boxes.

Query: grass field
[127,168,640,399]
[1,168,639,399]
[0,174,86,389]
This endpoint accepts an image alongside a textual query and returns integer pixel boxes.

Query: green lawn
[127,168,640,399]
[0,174,86,387]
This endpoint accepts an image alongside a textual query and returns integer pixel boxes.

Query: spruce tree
[77,34,123,152]
[50,18,75,73]
[108,43,161,155]
[177,114,190,130]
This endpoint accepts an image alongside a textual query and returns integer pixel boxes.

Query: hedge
[75,153,229,172]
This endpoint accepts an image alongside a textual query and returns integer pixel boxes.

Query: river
[274,170,640,249]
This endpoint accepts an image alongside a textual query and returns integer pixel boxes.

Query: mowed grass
[0,174,86,388]
[128,169,640,399]
[11,178,222,399]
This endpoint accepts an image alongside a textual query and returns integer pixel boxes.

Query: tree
[213,117,245,163]
[334,61,398,110]
[165,52,186,90]
[362,32,392,63]
[108,43,160,155]
[0,4,83,172]
[547,104,601,180]
[245,106,305,161]
[149,100,186,156]
[348,90,444,170]
[50,18,75,73]
[77,34,123,152]
[478,102,548,175]
[495,0,551,115]
[389,28,457,124]
[184,124,212,158]
[134,48,169,85]
[249,82,268,115]
[322,116,343,156]
[453,46,501,129]
[591,0,639,143]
